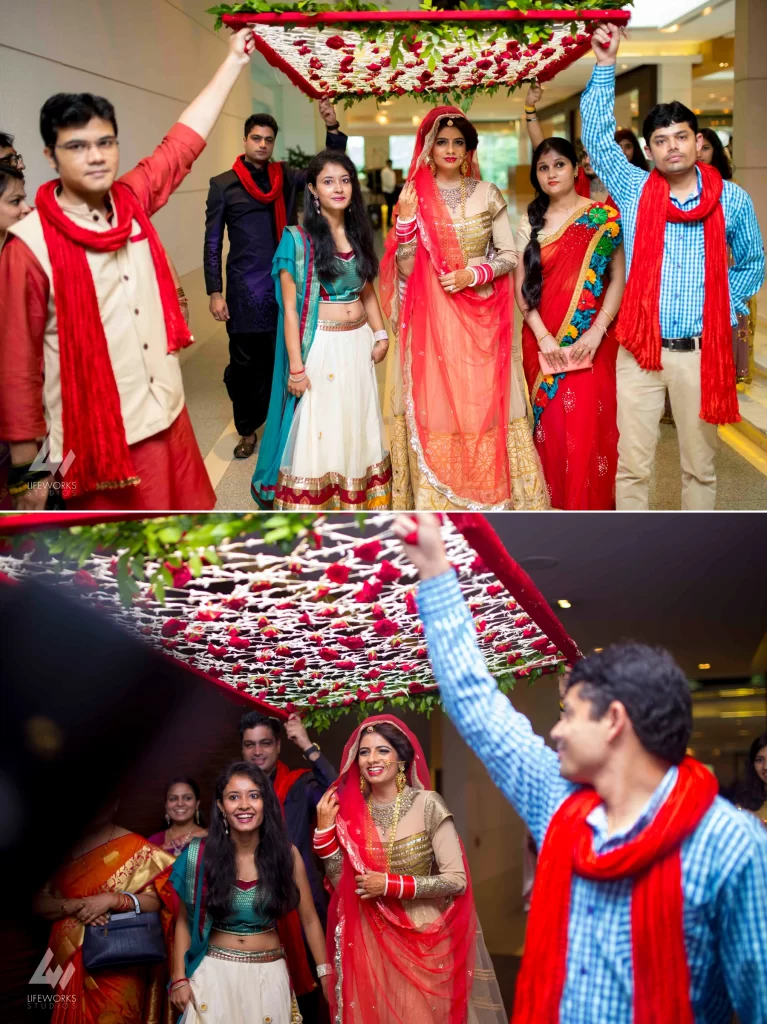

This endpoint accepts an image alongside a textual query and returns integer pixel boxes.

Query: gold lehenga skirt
[388,333,549,511]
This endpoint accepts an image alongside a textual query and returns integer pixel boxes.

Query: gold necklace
[458,173,468,266]
[366,789,405,870]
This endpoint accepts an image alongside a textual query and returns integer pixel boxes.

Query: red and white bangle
[471,263,494,286]
[383,874,417,899]
[313,826,340,859]
[396,216,417,243]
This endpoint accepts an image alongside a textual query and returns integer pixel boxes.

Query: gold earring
[427,156,436,176]
[396,761,407,793]
[360,773,367,795]
[460,157,470,177]
[195,809,200,825]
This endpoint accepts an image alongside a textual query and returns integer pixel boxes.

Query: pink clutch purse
[538,348,593,375]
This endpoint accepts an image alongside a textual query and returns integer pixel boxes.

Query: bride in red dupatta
[379,107,547,511]
[313,715,506,1024]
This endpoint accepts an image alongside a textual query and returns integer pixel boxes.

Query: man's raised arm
[395,514,574,847]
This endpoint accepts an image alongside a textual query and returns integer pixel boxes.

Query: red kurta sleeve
[0,237,48,441]
[118,123,206,217]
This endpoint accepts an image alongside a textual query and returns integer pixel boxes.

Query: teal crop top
[210,880,276,936]
[319,251,365,303]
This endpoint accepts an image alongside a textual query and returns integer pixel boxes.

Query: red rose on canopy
[223,596,247,610]
[355,579,383,603]
[73,569,99,591]
[275,645,292,657]
[343,696,355,706]
[261,627,279,638]
[320,647,341,661]
[404,591,418,616]
[338,636,365,651]
[356,688,370,701]
[293,657,307,671]
[326,35,347,49]
[161,638,178,649]
[325,563,351,585]
[229,636,251,650]
[250,579,271,593]
[299,612,313,626]
[161,618,186,638]
[364,668,382,680]
[486,583,504,596]
[207,643,227,658]
[164,562,192,588]
[336,660,356,670]
[373,618,399,637]
[235,680,248,691]
[530,637,550,652]
[307,695,318,706]
[377,560,402,584]
[309,57,323,70]
[353,539,383,562]
[409,681,427,694]
[522,626,537,639]
[370,603,386,619]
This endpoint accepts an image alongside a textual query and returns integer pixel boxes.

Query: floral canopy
[213,5,631,107]
[0,513,578,728]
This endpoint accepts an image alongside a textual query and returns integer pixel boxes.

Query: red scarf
[574,167,591,199]
[512,757,718,1024]
[35,179,193,497]
[272,760,309,807]
[232,155,287,240]
[613,161,737,424]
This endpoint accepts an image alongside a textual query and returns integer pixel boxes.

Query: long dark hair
[303,150,378,283]
[204,761,299,922]
[700,128,732,180]
[614,128,648,171]
[161,775,205,829]
[522,138,578,312]
[727,732,767,811]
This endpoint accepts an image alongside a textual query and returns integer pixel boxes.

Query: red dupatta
[325,714,477,1024]
[380,107,514,509]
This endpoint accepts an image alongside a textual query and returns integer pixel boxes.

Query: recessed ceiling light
[593,647,603,652]
[621,64,629,69]
[698,663,711,670]
[719,62,729,68]
[702,5,712,14]
[556,599,572,609]
[660,23,680,33]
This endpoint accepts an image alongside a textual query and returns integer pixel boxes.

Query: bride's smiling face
[431,126,467,173]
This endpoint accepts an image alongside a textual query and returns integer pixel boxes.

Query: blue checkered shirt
[580,65,765,339]
[418,570,767,1024]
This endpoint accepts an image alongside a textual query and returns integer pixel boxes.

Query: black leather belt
[661,336,702,352]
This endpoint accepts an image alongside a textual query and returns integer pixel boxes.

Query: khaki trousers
[616,345,719,510]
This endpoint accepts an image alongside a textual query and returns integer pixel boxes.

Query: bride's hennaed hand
[397,182,418,221]
[316,787,340,830]
[438,269,473,294]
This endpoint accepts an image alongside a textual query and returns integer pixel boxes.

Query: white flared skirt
[180,948,301,1024]
[274,316,392,510]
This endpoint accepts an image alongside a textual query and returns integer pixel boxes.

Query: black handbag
[82,892,166,970]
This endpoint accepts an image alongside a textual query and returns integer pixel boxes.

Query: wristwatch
[303,744,321,760]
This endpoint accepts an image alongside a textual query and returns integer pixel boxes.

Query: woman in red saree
[34,808,175,1023]
[379,107,547,511]
[514,138,625,510]
[312,715,506,1024]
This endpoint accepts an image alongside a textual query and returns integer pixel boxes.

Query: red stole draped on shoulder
[34,180,193,499]
[512,758,718,1024]
[272,760,309,806]
[232,156,287,240]
[613,161,737,424]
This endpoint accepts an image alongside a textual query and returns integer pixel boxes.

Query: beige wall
[438,676,561,957]
[0,0,330,281]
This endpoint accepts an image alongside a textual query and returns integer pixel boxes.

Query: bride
[379,106,547,511]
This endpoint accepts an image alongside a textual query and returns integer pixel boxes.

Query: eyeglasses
[4,152,23,168]
[54,138,119,155]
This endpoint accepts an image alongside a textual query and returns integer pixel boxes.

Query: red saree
[326,715,477,1024]
[380,107,514,509]
[521,204,622,510]
[47,833,175,1024]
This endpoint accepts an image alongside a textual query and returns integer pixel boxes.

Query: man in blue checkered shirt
[581,24,764,511]
[395,513,767,1024]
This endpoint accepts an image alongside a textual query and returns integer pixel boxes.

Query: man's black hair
[239,711,281,742]
[566,642,692,765]
[40,93,118,150]
[244,113,279,139]
[642,101,698,147]
[0,132,15,150]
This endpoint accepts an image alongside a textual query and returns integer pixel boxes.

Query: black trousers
[223,329,276,437]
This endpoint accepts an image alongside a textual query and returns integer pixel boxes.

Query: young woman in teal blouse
[169,762,329,1023]
[251,150,392,510]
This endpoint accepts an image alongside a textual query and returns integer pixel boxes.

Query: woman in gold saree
[312,714,506,1024]
[34,806,175,1023]
[379,106,547,511]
